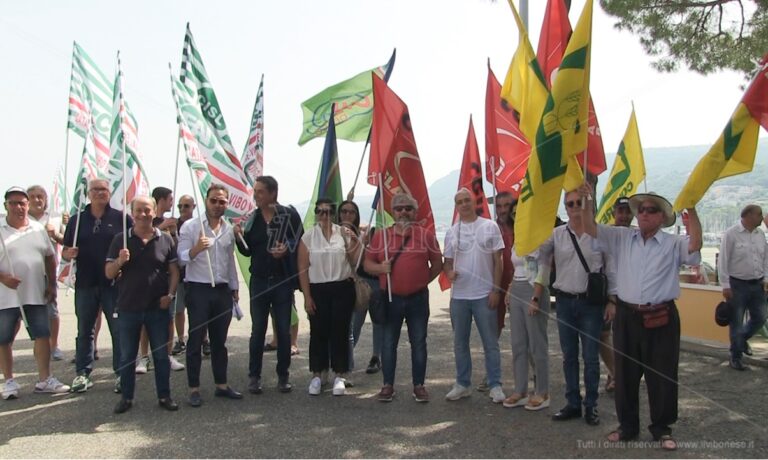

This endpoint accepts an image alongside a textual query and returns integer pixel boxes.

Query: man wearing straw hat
[0,186,70,399]
[62,178,130,394]
[580,185,702,451]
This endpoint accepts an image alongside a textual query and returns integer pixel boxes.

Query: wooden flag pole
[171,132,181,218]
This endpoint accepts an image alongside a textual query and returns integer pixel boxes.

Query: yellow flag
[503,0,594,256]
[595,108,646,224]
[673,104,759,210]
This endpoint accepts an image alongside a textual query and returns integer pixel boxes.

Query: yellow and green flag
[501,0,594,256]
[595,108,646,224]
[674,56,768,211]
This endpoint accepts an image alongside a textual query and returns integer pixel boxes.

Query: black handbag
[567,229,608,305]
[369,232,411,325]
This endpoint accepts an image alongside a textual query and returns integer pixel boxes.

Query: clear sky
[0,0,758,206]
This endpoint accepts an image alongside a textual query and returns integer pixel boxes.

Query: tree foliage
[599,0,768,78]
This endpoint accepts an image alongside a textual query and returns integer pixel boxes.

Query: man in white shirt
[443,188,505,404]
[0,187,69,400]
[718,204,768,371]
[536,189,612,427]
[177,184,241,407]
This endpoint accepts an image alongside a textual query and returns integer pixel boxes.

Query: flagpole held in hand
[65,177,88,292]
[171,132,181,218]
[377,173,392,302]
[0,231,30,333]
[116,51,128,249]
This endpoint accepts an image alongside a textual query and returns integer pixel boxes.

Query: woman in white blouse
[298,198,361,396]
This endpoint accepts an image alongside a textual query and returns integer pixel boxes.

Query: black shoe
[729,357,747,371]
[366,356,381,374]
[114,399,133,414]
[248,377,263,395]
[264,342,277,352]
[202,340,211,357]
[744,342,753,356]
[585,407,600,426]
[214,386,243,399]
[158,398,179,411]
[552,405,582,421]
[278,378,293,393]
[171,340,185,356]
[188,391,202,407]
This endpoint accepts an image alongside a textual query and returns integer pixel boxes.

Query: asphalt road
[0,283,766,458]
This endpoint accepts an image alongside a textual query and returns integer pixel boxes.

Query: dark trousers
[118,308,171,400]
[729,278,767,359]
[555,296,603,409]
[614,300,680,440]
[74,285,119,376]
[308,280,355,373]
[382,289,430,386]
[248,276,294,380]
[185,283,233,388]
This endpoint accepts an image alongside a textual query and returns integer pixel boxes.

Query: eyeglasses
[565,200,582,209]
[89,187,109,193]
[93,218,101,234]
[178,203,193,209]
[314,208,333,215]
[393,206,414,212]
[637,206,661,215]
[339,208,356,215]
[208,199,228,206]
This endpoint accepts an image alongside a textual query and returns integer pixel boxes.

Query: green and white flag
[241,74,264,186]
[106,54,150,211]
[67,42,113,172]
[70,131,97,216]
[180,24,253,217]
[171,73,253,220]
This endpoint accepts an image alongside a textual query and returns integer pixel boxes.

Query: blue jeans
[555,296,604,409]
[729,278,767,359]
[75,285,119,376]
[118,308,171,400]
[449,296,502,389]
[249,276,294,379]
[382,289,429,386]
[349,278,384,370]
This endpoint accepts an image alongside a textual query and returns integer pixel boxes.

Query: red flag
[742,54,768,131]
[484,62,530,197]
[368,74,436,235]
[439,116,491,290]
[536,0,606,176]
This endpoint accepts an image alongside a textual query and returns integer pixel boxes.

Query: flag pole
[117,51,128,249]
[63,128,70,213]
[0,232,29,333]
[347,140,370,200]
[377,173,392,302]
[171,132,181,218]
[490,156,498,221]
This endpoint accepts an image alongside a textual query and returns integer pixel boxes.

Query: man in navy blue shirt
[62,179,133,393]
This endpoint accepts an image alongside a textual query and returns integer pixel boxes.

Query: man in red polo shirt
[365,192,443,403]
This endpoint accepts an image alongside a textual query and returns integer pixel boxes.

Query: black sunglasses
[393,205,414,212]
[638,206,661,214]
[93,218,101,234]
[178,203,193,209]
[315,208,333,215]
[565,200,582,209]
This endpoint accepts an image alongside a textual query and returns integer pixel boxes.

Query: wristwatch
[531,296,539,303]
[167,293,177,300]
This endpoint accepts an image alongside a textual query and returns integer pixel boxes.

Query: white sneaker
[2,379,20,400]
[308,377,322,396]
[135,355,150,374]
[51,348,64,361]
[34,376,70,394]
[489,386,506,404]
[332,377,346,396]
[445,384,472,401]
[168,355,185,371]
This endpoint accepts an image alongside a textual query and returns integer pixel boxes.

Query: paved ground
[1,281,767,458]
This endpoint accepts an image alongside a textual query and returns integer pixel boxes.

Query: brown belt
[618,299,674,312]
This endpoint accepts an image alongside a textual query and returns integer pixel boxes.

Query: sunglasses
[393,206,414,212]
[178,203,193,209]
[89,187,109,193]
[637,206,661,215]
[208,199,228,206]
[565,200,582,209]
[93,218,101,234]
[314,208,333,215]
[339,208,357,215]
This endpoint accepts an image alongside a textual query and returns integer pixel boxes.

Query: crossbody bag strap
[388,229,412,269]
[566,228,592,274]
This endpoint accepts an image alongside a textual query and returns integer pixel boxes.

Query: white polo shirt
[0,219,54,310]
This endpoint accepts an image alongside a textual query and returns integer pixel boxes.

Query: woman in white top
[298,198,360,396]
[503,245,551,411]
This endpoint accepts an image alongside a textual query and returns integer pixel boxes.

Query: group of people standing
[1,173,726,451]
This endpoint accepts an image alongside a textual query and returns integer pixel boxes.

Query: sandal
[291,346,299,356]
[659,435,677,451]
[605,375,615,393]
[606,429,638,442]
[502,393,528,408]
[524,394,550,411]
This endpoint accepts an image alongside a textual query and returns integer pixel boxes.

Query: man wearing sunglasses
[580,185,702,451]
[171,195,197,357]
[63,178,132,394]
[234,176,303,395]
[534,189,611,427]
